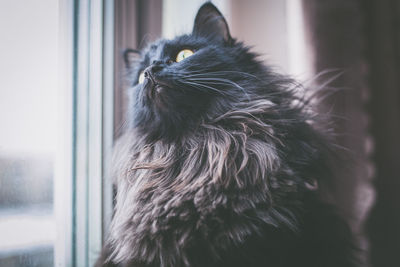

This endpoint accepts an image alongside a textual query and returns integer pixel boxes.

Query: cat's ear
[123,48,141,69]
[192,2,232,43]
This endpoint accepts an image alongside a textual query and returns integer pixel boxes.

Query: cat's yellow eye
[176,49,194,63]
[138,71,145,84]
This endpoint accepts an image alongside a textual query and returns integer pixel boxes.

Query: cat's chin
[146,83,165,100]
[134,106,192,143]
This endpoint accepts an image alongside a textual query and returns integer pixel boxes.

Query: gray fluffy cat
[96,3,358,267]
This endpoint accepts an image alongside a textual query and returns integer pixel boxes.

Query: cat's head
[128,3,270,141]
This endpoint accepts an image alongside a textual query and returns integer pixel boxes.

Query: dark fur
[96,3,357,267]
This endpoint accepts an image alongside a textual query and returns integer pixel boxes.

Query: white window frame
[56,0,114,266]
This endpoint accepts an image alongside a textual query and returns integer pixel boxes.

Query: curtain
[364,1,400,266]
[113,0,162,138]
[302,0,400,266]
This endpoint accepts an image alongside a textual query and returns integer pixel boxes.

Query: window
[0,0,58,266]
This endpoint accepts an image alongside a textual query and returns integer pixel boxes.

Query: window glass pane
[0,0,58,266]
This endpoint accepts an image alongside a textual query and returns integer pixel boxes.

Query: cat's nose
[144,64,163,82]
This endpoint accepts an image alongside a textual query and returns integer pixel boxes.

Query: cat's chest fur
[98,107,357,267]
[106,126,294,267]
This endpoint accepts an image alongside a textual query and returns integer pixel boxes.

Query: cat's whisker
[177,72,302,96]
[178,80,229,96]
[180,70,261,81]
[183,77,251,101]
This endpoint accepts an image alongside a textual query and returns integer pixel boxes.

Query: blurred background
[0,0,398,266]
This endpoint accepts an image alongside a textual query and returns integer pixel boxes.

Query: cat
[96,2,358,267]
